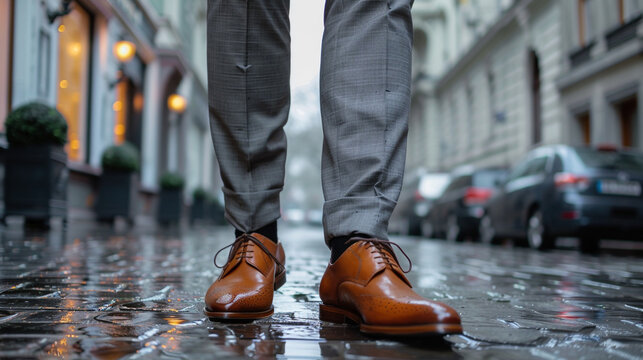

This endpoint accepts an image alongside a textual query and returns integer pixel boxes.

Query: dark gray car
[425,166,507,241]
[480,145,643,252]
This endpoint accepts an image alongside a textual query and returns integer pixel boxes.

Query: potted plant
[95,142,139,223]
[3,102,68,226]
[190,187,207,225]
[157,172,184,225]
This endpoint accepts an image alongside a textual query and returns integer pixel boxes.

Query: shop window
[113,76,144,150]
[113,79,128,145]
[56,5,92,162]
[0,0,13,131]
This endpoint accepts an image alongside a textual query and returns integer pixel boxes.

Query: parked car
[389,171,450,235]
[479,145,643,252]
[425,166,508,241]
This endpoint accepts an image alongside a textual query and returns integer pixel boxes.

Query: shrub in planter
[3,102,68,224]
[101,142,139,172]
[95,143,140,222]
[157,172,184,224]
[190,187,208,225]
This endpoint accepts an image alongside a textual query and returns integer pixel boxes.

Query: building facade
[409,0,643,174]
[1,0,220,223]
[557,0,643,150]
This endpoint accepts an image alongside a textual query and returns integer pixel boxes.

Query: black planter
[157,188,183,224]
[95,169,137,222]
[4,145,68,222]
[190,198,207,224]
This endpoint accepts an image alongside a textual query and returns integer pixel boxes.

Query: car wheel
[579,236,600,254]
[479,214,497,245]
[421,219,434,239]
[526,210,554,250]
[446,215,462,242]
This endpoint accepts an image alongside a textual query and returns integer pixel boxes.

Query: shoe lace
[213,233,284,272]
[345,237,412,273]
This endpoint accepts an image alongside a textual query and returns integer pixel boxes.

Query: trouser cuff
[222,187,281,233]
[322,196,396,246]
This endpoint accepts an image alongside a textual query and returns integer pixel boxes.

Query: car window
[525,156,548,176]
[552,154,563,173]
[444,176,466,193]
[571,148,643,172]
[457,175,472,189]
[473,170,507,187]
[508,159,530,181]
[442,178,459,194]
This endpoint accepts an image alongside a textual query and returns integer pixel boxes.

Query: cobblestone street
[0,224,642,359]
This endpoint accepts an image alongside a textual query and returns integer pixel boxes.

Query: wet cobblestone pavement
[1,224,642,359]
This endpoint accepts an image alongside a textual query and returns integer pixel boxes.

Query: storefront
[3,0,217,224]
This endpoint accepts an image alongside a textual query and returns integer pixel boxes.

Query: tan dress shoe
[319,238,462,336]
[205,233,286,320]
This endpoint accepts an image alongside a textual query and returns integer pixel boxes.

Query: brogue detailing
[216,294,234,304]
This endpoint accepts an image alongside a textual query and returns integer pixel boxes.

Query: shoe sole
[319,304,463,336]
[205,269,286,321]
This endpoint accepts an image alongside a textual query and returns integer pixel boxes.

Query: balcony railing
[568,41,595,68]
[605,14,642,50]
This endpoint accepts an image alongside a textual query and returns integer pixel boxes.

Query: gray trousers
[207,0,413,244]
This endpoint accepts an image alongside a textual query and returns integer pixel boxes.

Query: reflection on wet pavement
[0,224,642,358]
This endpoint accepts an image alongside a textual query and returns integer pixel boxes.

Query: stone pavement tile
[1,225,643,358]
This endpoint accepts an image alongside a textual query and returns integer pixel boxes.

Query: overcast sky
[290,0,325,90]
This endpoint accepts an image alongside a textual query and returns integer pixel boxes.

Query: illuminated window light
[133,93,144,111]
[114,124,125,136]
[68,42,81,56]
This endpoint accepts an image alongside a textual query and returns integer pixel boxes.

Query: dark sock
[235,221,278,243]
[330,233,368,263]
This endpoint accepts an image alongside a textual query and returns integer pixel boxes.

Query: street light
[109,40,136,88]
[113,41,136,63]
[167,94,187,114]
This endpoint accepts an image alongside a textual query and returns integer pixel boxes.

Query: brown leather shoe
[204,233,286,320]
[319,238,462,336]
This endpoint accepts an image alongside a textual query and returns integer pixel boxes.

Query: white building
[557,0,643,149]
[408,0,643,174]
[0,0,220,223]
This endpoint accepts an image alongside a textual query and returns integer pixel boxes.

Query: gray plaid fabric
[207,0,413,244]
